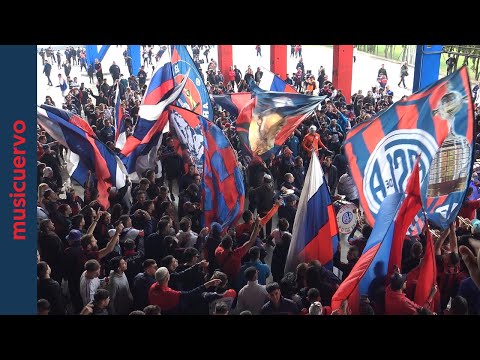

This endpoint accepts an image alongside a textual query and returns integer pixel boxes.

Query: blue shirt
[285,136,300,157]
[238,260,271,287]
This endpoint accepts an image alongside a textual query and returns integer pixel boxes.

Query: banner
[344,67,474,230]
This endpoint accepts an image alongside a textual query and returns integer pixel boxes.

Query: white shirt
[176,230,198,248]
[80,271,102,306]
[236,281,269,315]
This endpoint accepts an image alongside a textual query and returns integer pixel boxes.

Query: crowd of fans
[36,45,480,315]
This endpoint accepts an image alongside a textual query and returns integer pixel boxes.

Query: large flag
[414,223,437,306]
[142,49,174,106]
[167,105,205,175]
[258,66,297,93]
[284,151,339,273]
[120,76,187,181]
[201,116,245,231]
[236,91,326,161]
[37,105,127,209]
[344,66,474,231]
[331,159,423,314]
[212,92,252,118]
[170,45,213,121]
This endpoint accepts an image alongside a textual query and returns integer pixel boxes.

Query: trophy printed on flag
[184,88,200,112]
[427,88,470,197]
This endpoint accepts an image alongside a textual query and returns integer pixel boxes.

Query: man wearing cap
[148,267,222,314]
[385,271,437,315]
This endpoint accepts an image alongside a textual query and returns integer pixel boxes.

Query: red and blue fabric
[236,91,326,161]
[331,159,423,313]
[170,45,213,121]
[344,67,474,231]
[200,117,245,231]
[258,67,297,93]
[37,105,126,209]
[142,51,174,106]
[212,92,252,118]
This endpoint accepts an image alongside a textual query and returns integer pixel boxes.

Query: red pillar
[217,45,233,84]
[270,45,287,79]
[332,45,353,103]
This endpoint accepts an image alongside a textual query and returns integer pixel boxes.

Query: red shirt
[236,222,253,236]
[215,244,250,280]
[458,200,480,220]
[385,285,425,315]
[148,283,181,311]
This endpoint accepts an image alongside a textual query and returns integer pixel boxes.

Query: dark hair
[37,261,49,278]
[119,214,130,227]
[307,287,320,301]
[242,210,253,222]
[143,305,161,315]
[249,246,261,260]
[142,259,157,270]
[183,247,199,263]
[81,233,95,248]
[94,288,110,302]
[244,266,258,281]
[39,219,51,234]
[71,214,84,229]
[157,219,170,234]
[161,255,175,268]
[450,295,468,315]
[85,259,100,272]
[179,217,191,232]
[278,218,289,232]
[124,239,136,251]
[220,235,233,249]
[266,282,281,294]
[109,256,123,271]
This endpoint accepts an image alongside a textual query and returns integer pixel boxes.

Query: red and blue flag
[37,105,127,209]
[344,66,474,231]
[212,92,252,118]
[200,116,245,231]
[171,45,213,121]
[236,91,325,161]
[331,159,423,314]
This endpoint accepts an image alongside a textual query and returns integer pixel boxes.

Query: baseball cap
[309,125,317,132]
[390,272,407,291]
[471,219,480,234]
[66,229,82,244]
[285,194,299,203]
[211,222,222,236]
[108,229,117,238]
[264,174,272,183]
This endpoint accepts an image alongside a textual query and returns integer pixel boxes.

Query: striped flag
[284,151,339,273]
[37,105,127,209]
